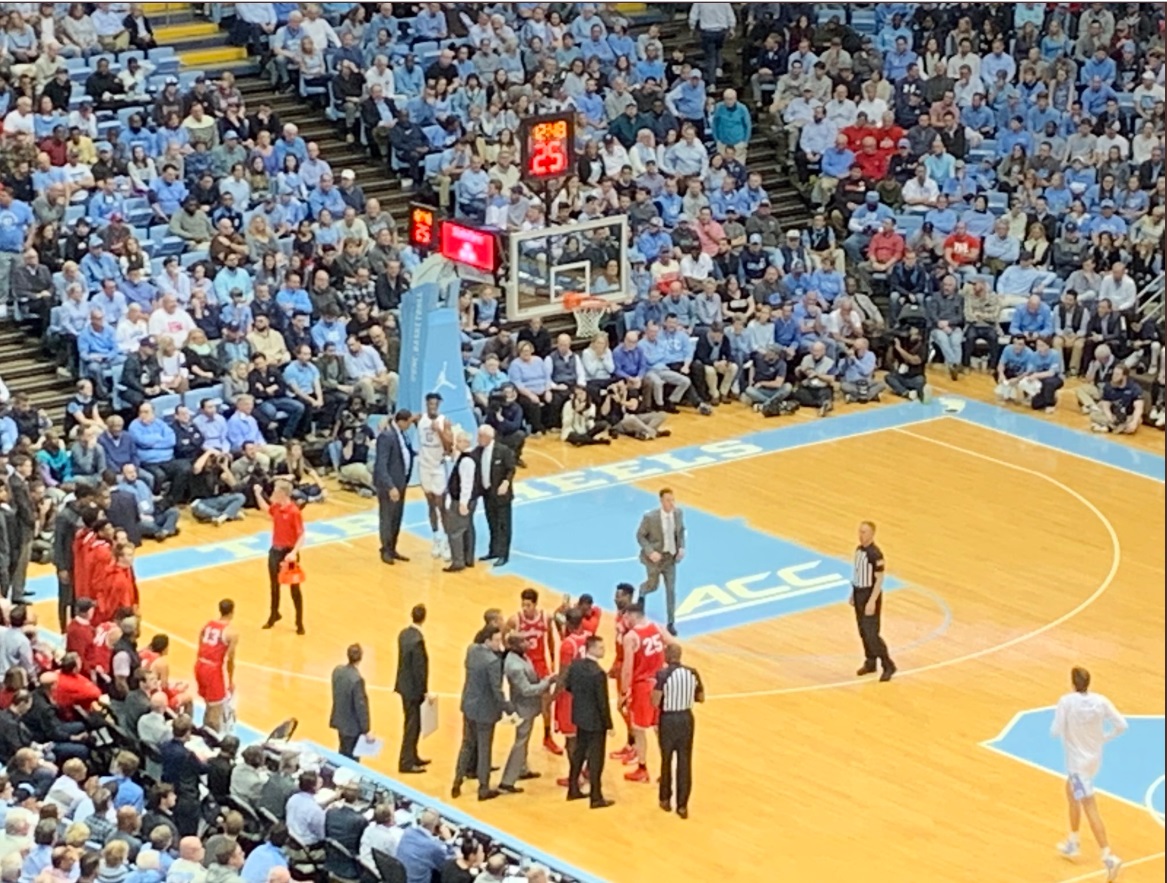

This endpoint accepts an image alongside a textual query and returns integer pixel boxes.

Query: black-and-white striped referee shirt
[853,542,885,589]
[654,663,704,713]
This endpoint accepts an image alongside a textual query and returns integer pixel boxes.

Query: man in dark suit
[373,410,414,565]
[323,782,368,880]
[7,455,36,603]
[451,625,512,802]
[329,644,370,760]
[394,604,430,774]
[564,636,615,809]
[476,425,515,567]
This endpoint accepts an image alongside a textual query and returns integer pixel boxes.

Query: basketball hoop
[562,292,609,339]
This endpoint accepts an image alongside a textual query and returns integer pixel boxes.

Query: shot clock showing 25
[520,113,576,183]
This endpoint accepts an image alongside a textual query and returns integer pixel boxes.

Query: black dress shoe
[879,663,897,682]
[477,789,500,801]
[493,557,508,567]
[398,765,426,774]
[565,791,588,801]
[497,784,524,794]
[590,798,616,809]
[262,613,282,629]
[666,623,677,636]
[415,758,432,766]
[451,782,461,799]
[677,806,688,819]
[393,553,410,562]
[856,662,878,676]
[480,554,498,562]
[380,554,396,565]
[659,801,672,812]
[442,565,464,573]
[518,771,541,780]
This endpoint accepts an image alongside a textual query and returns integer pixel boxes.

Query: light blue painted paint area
[502,481,900,636]
[984,708,1165,814]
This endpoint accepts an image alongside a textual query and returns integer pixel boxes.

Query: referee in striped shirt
[651,643,704,819]
[852,520,896,682]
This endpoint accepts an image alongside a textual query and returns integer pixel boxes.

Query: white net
[572,304,606,338]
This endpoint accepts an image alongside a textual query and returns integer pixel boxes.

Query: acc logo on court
[677,561,850,621]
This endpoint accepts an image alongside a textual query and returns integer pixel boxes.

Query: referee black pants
[852,586,892,668]
[658,710,694,810]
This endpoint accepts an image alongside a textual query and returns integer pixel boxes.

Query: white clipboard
[421,696,439,739]
[353,736,383,758]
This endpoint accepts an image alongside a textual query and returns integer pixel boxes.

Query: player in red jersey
[620,600,675,782]
[194,599,239,734]
[553,593,602,639]
[505,588,561,754]
[552,607,591,787]
[139,634,196,713]
[608,583,637,762]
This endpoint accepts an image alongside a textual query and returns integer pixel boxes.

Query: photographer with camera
[886,327,930,402]
[190,450,247,525]
[485,384,527,468]
[599,380,670,441]
[839,338,886,404]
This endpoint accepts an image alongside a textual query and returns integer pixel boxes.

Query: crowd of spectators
[0,6,1160,883]
[0,596,557,883]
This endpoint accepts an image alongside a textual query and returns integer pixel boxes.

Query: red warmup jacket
[52,670,102,720]
[65,618,97,674]
[96,564,139,627]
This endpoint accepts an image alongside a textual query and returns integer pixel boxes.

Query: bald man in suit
[636,487,686,636]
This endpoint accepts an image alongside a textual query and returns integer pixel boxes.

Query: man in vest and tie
[373,409,414,565]
[442,431,481,574]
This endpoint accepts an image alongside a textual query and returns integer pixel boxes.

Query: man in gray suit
[498,634,553,794]
[373,409,414,565]
[452,625,513,802]
[329,644,370,760]
[636,487,686,636]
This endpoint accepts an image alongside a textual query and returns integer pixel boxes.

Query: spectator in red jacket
[52,652,105,720]
[65,599,98,674]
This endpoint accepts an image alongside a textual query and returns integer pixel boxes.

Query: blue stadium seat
[150,257,166,277]
[153,236,187,257]
[65,57,89,75]
[118,49,146,65]
[92,53,121,73]
[124,198,153,226]
[185,383,224,411]
[150,393,182,419]
[897,214,923,236]
[987,192,1008,212]
[816,6,847,24]
[65,204,85,225]
[851,9,877,33]
[181,250,208,268]
[411,40,439,57]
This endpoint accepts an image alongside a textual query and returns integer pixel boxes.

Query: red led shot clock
[439,220,499,274]
[408,203,436,250]
[520,113,575,182]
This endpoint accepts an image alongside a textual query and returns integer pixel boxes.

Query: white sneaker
[430,536,443,558]
[440,536,452,562]
[1103,854,1122,881]
[907,390,918,401]
[1056,839,1080,860]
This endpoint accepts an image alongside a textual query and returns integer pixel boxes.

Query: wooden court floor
[29,374,1166,882]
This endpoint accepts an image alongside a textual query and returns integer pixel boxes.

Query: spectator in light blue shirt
[924,195,958,236]
[80,240,121,293]
[1080,79,1117,117]
[1080,48,1117,87]
[396,811,454,883]
[1008,292,1055,341]
[883,38,917,80]
[77,310,122,392]
[981,40,1017,84]
[193,399,230,453]
[1023,337,1065,411]
[149,167,189,220]
[666,71,706,122]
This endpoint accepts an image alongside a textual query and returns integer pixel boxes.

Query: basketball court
[27,390,1165,882]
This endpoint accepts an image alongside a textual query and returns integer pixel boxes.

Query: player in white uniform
[1051,666,1128,881]
[415,392,453,560]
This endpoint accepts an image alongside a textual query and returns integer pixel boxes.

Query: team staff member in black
[564,636,615,809]
[852,520,896,682]
[477,425,515,567]
[652,643,704,819]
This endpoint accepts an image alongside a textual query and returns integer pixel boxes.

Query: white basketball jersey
[417,414,449,472]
